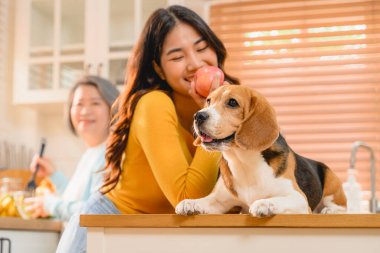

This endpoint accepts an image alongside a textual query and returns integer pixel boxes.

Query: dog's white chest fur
[223,148,293,208]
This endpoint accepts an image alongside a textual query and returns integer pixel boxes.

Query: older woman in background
[26,75,119,222]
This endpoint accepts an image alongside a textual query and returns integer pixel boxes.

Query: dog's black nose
[194,111,209,126]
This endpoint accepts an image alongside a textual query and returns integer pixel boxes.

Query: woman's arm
[43,195,83,221]
[44,169,104,221]
[135,91,220,207]
[44,148,106,221]
[49,171,69,195]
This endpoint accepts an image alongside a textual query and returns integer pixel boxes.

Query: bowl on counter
[0,177,22,193]
[12,190,35,219]
[0,177,37,219]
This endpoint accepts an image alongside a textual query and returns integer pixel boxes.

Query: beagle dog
[176,85,346,216]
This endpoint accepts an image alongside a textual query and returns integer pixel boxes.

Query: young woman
[56,5,239,253]
[26,75,119,222]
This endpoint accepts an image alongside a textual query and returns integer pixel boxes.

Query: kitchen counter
[0,217,62,231]
[0,217,62,253]
[81,214,380,253]
[81,213,380,228]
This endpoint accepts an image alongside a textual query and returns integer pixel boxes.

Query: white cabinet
[0,229,60,253]
[0,217,62,253]
[13,0,169,105]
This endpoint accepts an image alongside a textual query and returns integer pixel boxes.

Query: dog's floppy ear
[235,88,279,151]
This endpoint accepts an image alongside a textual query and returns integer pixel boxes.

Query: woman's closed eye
[196,44,209,52]
[170,55,184,61]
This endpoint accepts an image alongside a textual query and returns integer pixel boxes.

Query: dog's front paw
[175,199,208,215]
[249,199,278,217]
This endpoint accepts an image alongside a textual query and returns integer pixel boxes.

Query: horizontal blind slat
[224,38,380,52]
[239,76,379,87]
[274,104,380,115]
[227,57,380,70]
[219,28,380,43]
[211,0,375,13]
[225,46,380,61]
[232,67,380,79]
[211,9,380,24]
[279,118,380,125]
[211,1,376,17]
[212,20,380,35]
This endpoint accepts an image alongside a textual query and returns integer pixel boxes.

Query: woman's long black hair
[102,5,240,193]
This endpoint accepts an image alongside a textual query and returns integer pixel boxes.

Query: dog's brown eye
[227,98,239,108]
[206,98,211,105]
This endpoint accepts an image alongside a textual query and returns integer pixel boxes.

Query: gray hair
[67,75,120,134]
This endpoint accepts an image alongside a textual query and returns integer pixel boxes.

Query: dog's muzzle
[193,111,235,146]
[194,111,209,127]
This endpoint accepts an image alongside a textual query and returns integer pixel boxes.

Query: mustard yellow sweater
[107,91,220,214]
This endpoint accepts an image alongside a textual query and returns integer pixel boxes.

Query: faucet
[349,141,379,213]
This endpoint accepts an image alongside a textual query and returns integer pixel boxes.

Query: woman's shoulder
[137,90,174,111]
[84,142,106,157]
[134,90,177,124]
[140,90,171,102]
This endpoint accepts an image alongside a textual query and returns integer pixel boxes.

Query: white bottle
[343,169,362,213]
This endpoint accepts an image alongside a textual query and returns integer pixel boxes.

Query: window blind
[209,0,380,200]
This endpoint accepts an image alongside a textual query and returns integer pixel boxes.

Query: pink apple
[194,66,224,97]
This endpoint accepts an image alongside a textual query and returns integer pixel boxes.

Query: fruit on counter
[0,193,20,217]
[0,194,11,215]
[0,179,56,219]
[36,178,56,197]
[194,66,224,97]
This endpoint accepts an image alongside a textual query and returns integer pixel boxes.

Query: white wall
[1,0,39,168]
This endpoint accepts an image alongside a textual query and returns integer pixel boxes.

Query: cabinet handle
[97,63,103,76]
[85,63,92,75]
[0,237,12,253]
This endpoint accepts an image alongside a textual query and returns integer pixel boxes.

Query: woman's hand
[24,196,50,219]
[189,72,223,108]
[30,155,56,178]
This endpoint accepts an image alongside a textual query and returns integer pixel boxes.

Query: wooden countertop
[80,214,380,228]
[0,217,62,232]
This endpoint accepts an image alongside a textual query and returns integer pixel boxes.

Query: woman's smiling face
[157,22,218,97]
[70,84,110,146]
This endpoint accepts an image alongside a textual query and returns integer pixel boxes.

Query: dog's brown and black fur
[176,85,346,216]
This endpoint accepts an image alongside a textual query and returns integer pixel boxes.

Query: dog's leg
[249,190,310,217]
[175,179,240,215]
[320,168,347,214]
[320,195,346,214]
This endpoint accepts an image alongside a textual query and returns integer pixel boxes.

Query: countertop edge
[0,217,63,232]
[80,214,380,228]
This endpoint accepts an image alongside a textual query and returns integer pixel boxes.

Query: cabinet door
[59,0,86,90]
[13,0,86,104]
[13,0,173,104]
[106,0,168,87]
[105,0,135,86]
